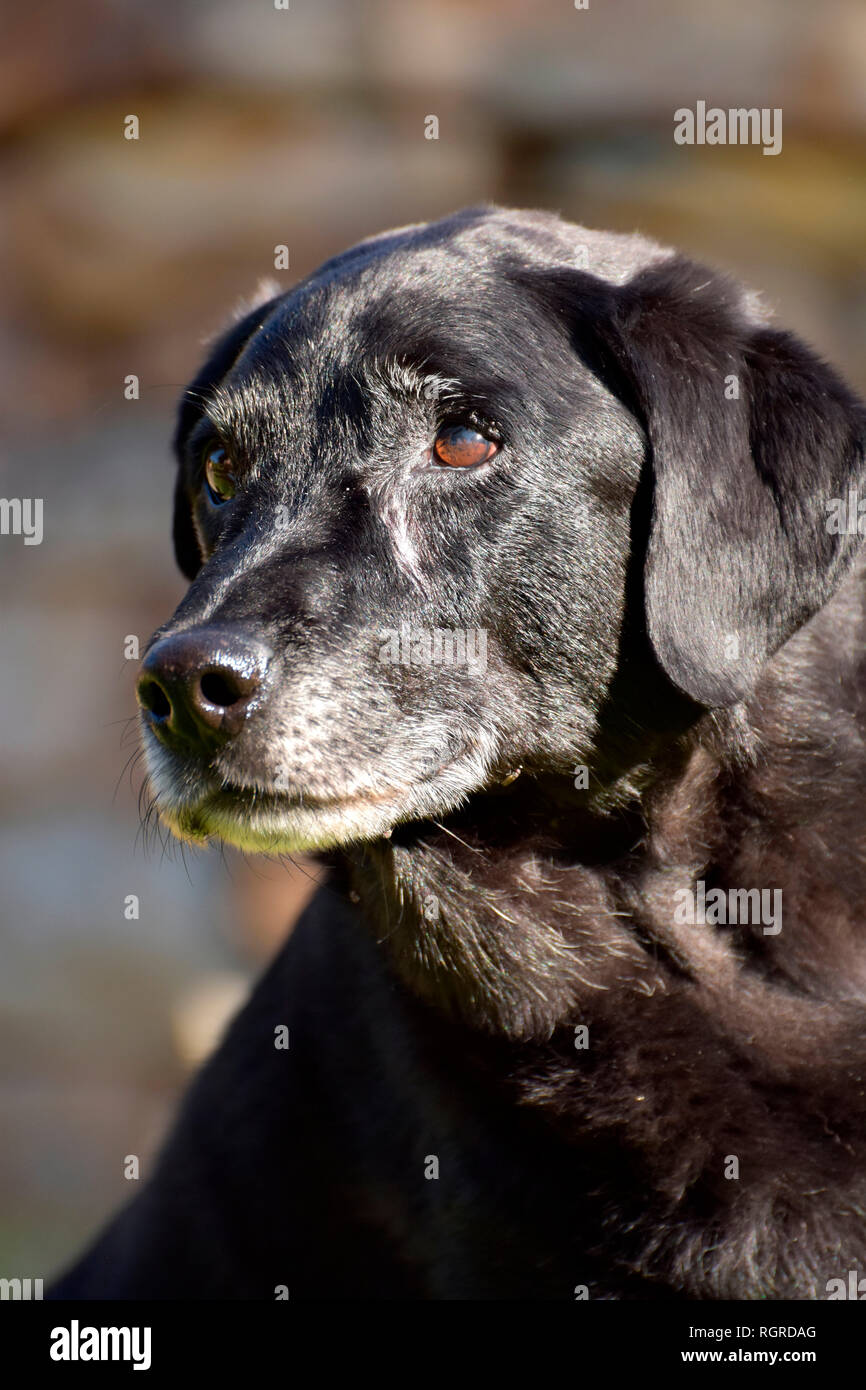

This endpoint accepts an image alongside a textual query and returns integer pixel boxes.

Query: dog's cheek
[487,500,628,745]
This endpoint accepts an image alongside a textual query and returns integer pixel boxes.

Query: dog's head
[138,206,865,852]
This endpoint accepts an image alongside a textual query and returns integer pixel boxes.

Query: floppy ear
[172,286,285,579]
[594,258,866,707]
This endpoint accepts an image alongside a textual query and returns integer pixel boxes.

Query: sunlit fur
[54,208,866,1301]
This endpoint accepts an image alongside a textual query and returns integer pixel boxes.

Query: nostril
[138,627,270,747]
[199,670,245,709]
[138,677,171,720]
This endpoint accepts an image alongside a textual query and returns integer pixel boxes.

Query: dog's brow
[363,358,464,407]
[210,375,283,430]
[189,372,299,460]
[185,383,248,444]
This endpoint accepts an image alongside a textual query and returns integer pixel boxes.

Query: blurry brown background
[0,0,863,1282]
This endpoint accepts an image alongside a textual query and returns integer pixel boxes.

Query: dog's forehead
[235,208,674,383]
[308,206,674,290]
[198,208,681,460]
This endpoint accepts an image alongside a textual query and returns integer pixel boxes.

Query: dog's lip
[178,742,477,820]
[211,779,409,812]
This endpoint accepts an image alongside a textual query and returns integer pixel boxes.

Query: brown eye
[432,424,498,469]
[203,446,236,504]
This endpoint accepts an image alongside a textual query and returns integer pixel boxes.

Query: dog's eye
[203,446,237,504]
[432,424,498,469]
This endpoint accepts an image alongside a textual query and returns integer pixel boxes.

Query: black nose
[137,627,271,754]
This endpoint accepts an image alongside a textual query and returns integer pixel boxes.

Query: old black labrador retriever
[52,207,866,1300]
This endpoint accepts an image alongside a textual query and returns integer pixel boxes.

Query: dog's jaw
[142,725,500,854]
[161,791,401,854]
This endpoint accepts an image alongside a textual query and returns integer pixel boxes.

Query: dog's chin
[146,745,494,854]
[160,789,405,854]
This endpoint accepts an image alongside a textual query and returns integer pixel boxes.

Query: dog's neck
[343,566,866,1047]
[343,739,718,1038]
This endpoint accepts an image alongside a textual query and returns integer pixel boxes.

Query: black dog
[52,207,866,1299]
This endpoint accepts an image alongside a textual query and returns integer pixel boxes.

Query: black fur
[51,207,866,1300]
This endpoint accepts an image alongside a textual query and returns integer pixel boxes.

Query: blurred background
[0,0,863,1284]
